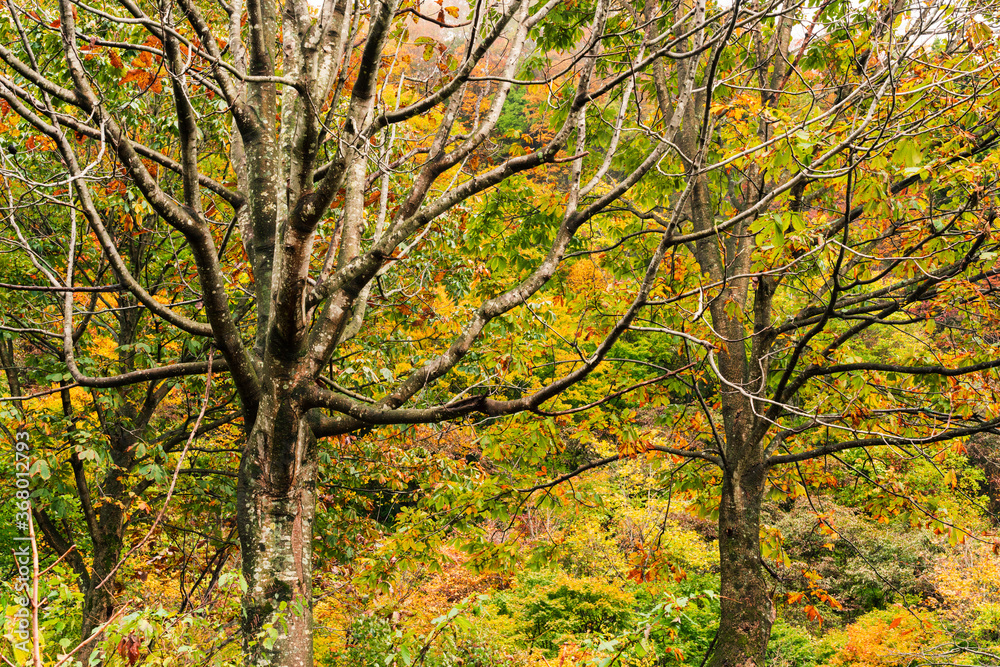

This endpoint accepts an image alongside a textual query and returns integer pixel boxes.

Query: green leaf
[891,139,922,169]
[30,458,50,480]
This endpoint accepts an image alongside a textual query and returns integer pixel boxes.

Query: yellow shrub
[823,610,950,667]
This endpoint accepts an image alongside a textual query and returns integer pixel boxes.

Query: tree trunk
[77,435,133,664]
[78,532,122,662]
[0,338,23,415]
[238,394,317,667]
[708,452,774,667]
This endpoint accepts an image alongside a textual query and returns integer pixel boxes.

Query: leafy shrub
[494,87,528,141]
[768,498,943,618]
[838,531,940,611]
[969,603,1000,644]
[328,614,394,667]
[325,607,523,667]
[492,570,636,656]
[766,620,831,667]
[554,512,629,578]
[820,609,949,667]
[932,543,1000,654]
[633,574,721,666]
[551,476,719,582]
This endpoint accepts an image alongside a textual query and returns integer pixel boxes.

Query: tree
[623,1,1000,664]
[0,0,732,663]
[0,191,241,660]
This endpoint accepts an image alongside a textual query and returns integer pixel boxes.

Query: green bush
[324,603,524,667]
[969,602,1000,644]
[331,615,394,667]
[494,88,528,141]
[767,620,825,667]
[492,570,636,656]
[768,498,943,618]
[628,574,720,665]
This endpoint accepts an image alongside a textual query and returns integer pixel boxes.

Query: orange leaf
[804,604,823,626]
[119,69,145,86]
[888,616,902,630]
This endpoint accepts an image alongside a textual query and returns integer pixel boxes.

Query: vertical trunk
[708,451,773,667]
[78,531,122,662]
[676,50,777,659]
[73,301,143,660]
[238,395,317,667]
[77,433,134,663]
[0,339,23,415]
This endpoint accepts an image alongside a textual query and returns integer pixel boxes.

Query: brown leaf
[116,633,143,666]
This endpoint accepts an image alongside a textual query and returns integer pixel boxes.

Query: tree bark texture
[238,393,317,664]
[709,451,774,667]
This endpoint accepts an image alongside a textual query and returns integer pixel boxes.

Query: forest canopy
[0,0,999,665]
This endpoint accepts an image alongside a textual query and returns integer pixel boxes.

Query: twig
[28,511,41,667]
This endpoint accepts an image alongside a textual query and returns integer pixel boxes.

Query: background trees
[0,154,242,659]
